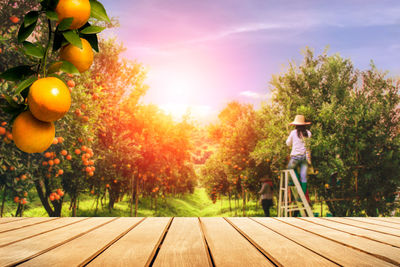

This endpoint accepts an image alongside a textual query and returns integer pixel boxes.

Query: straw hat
[289,115,311,126]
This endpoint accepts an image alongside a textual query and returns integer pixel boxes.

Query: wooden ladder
[278,169,314,217]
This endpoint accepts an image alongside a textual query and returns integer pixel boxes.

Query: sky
[100,0,400,123]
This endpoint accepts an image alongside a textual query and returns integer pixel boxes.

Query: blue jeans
[287,155,308,183]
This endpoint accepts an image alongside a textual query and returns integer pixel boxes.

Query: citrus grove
[1,1,399,217]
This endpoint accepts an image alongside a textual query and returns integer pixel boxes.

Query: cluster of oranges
[75,145,95,176]
[12,0,94,154]
[13,196,27,205]
[0,121,13,143]
[49,189,64,201]
[42,139,68,178]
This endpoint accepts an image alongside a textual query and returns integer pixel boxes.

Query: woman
[258,178,273,217]
[286,115,311,195]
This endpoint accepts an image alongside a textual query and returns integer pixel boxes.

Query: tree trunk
[1,186,6,217]
[72,197,77,217]
[130,176,134,217]
[242,189,246,217]
[135,177,139,217]
[34,179,56,217]
[228,191,232,212]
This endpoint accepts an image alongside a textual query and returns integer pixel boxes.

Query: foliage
[263,48,400,216]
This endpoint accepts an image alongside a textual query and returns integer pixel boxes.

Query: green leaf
[46,10,59,21]
[47,61,63,74]
[90,0,111,22]
[81,34,99,52]
[17,19,37,43]
[22,41,44,58]
[58,18,74,31]
[62,31,82,49]
[60,61,80,75]
[3,95,20,108]
[0,66,35,81]
[14,76,37,96]
[80,26,105,34]
[24,11,39,27]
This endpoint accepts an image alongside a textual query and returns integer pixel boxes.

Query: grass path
[1,187,267,217]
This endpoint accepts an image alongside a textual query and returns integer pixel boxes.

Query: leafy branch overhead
[0,0,110,104]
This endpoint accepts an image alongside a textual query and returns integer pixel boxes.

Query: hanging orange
[12,111,55,153]
[28,77,71,122]
[55,0,91,30]
[60,38,94,73]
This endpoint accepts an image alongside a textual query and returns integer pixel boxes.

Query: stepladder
[278,169,314,217]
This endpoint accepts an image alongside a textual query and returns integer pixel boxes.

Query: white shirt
[286,129,311,156]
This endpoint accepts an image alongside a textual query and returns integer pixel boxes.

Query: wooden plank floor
[0,217,399,266]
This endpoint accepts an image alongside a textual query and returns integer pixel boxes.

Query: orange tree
[203,102,259,213]
[256,48,400,216]
[0,0,110,216]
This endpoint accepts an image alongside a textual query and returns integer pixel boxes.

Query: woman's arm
[286,131,292,147]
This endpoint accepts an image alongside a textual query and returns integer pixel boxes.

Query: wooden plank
[0,217,29,224]
[19,217,144,267]
[329,217,400,237]
[344,218,400,234]
[153,217,210,267]
[366,217,400,226]
[0,217,57,233]
[227,217,337,267]
[0,217,87,247]
[88,217,171,267]
[277,217,400,265]
[302,217,400,248]
[253,217,394,266]
[200,217,273,267]
[0,217,114,267]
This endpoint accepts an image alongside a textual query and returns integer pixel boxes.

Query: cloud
[239,90,270,100]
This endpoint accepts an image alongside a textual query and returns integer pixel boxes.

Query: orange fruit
[61,150,68,156]
[67,80,75,87]
[54,158,60,164]
[60,38,93,72]
[48,160,54,166]
[28,77,71,122]
[55,0,91,30]
[0,127,5,135]
[12,111,55,153]
[14,196,19,203]
[66,155,72,160]
[75,148,81,155]
[9,16,19,23]
[58,169,64,175]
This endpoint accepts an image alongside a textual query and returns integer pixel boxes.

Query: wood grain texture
[0,217,87,247]
[368,217,400,225]
[200,217,273,267]
[88,217,171,267]
[0,217,57,233]
[305,217,400,248]
[253,217,394,266]
[363,217,400,227]
[343,218,400,235]
[0,217,113,267]
[19,217,143,267]
[277,217,400,265]
[326,217,400,237]
[227,217,337,267]
[153,217,210,267]
[0,217,28,224]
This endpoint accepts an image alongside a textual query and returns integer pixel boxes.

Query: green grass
[2,187,342,217]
